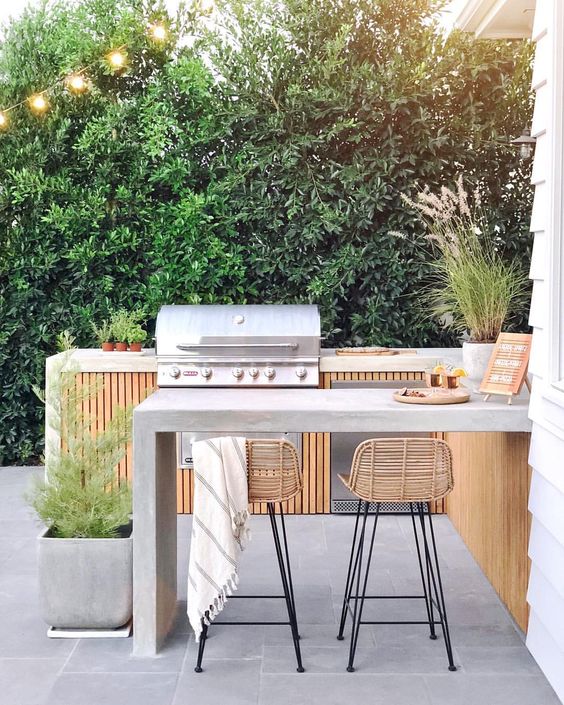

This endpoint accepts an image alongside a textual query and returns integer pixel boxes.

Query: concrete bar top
[133,387,531,434]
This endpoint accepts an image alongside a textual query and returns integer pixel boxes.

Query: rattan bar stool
[195,439,305,673]
[336,438,456,673]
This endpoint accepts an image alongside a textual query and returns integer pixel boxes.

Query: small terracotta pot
[129,342,142,352]
[115,342,128,352]
[101,342,115,352]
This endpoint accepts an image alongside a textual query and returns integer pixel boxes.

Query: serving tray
[393,388,471,405]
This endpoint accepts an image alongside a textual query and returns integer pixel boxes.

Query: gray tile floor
[0,467,560,705]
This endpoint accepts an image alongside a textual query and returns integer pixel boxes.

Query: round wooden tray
[393,388,471,405]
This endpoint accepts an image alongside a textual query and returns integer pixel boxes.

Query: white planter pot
[38,524,132,630]
[462,342,495,384]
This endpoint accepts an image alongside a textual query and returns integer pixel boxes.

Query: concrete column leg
[133,429,178,656]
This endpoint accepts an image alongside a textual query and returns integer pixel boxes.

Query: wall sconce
[511,128,536,159]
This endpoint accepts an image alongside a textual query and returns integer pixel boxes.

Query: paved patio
[0,466,559,705]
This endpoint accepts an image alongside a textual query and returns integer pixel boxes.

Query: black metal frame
[337,500,456,673]
[195,501,304,673]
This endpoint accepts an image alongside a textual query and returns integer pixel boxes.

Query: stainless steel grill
[155,304,320,387]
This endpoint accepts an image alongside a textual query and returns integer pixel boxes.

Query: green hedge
[0,0,533,464]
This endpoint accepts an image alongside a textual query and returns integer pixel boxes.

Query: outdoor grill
[155,304,321,388]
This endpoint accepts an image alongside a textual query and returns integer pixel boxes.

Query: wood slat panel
[445,431,531,631]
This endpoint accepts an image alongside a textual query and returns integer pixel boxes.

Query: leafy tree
[201,0,533,343]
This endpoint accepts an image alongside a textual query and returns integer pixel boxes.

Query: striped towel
[188,437,251,641]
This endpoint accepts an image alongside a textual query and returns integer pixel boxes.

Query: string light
[107,50,126,69]
[66,73,88,93]
[0,37,163,129]
[149,23,167,41]
[29,94,48,114]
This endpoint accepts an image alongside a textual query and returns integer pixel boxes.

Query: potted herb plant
[29,351,133,632]
[110,309,146,352]
[402,176,529,380]
[92,319,114,351]
[127,323,146,352]
[110,310,130,351]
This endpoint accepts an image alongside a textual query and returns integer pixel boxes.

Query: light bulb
[108,50,126,68]
[0,112,7,129]
[29,94,48,114]
[149,23,167,41]
[67,74,87,93]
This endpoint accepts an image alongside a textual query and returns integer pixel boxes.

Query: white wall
[526,1,564,701]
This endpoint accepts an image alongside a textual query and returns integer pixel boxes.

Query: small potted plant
[29,352,133,633]
[92,319,114,351]
[110,309,146,351]
[127,323,146,352]
[110,310,130,351]
[402,176,529,381]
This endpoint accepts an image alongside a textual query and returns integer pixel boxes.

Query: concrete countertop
[133,387,531,434]
[319,348,457,372]
[60,347,461,373]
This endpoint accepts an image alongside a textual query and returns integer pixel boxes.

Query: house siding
[526,1,564,701]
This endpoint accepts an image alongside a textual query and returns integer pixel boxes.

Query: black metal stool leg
[410,502,436,640]
[194,621,208,673]
[278,503,299,638]
[418,503,457,672]
[337,499,363,640]
[347,502,379,672]
[268,502,305,672]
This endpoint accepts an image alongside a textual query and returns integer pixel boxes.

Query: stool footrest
[230,595,286,599]
[214,621,293,626]
[360,620,444,625]
[357,595,426,600]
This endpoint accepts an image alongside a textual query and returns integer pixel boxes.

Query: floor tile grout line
[56,639,79,677]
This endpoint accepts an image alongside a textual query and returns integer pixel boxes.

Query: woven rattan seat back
[342,438,454,503]
[246,439,302,503]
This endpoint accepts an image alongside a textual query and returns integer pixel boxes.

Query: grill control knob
[169,366,181,379]
[249,367,259,379]
[264,367,276,380]
[295,366,308,379]
[232,367,244,380]
[201,367,212,379]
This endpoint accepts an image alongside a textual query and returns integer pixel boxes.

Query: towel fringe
[194,569,240,642]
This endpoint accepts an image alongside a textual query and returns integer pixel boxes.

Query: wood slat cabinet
[444,431,532,632]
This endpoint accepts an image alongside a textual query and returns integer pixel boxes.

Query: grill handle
[176,342,299,351]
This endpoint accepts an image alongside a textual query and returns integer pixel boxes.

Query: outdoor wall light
[0,111,8,129]
[511,128,536,159]
[28,94,48,114]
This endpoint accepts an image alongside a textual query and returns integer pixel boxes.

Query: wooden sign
[479,333,532,404]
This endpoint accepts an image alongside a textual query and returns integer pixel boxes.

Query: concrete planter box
[38,524,132,630]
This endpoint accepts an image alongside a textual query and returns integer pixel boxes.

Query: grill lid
[155,304,320,359]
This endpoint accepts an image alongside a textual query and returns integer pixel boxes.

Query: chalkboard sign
[479,333,532,404]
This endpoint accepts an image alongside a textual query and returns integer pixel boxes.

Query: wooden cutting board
[393,389,471,405]
[336,347,418,356]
